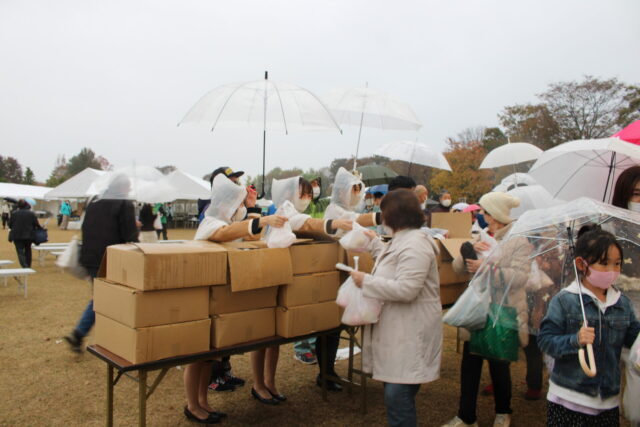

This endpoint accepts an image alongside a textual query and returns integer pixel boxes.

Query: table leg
[106,365,114,427]
[347,329,354,396]
[138,370,147,427]
[320,334,327,402]
[39,251,45,267]
[361,328,367,414]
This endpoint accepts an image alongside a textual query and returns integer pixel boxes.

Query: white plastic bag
[339,222,371,252]
[56,237,88,279]
[336,277,383,326]
[442,284,490,331]
[153,214,163,230]
[266,201,297,248]
[623,335,640,423]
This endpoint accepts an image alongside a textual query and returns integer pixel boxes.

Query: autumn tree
[499,104,561,149]
[46,155,68,187]
[0,156,24,183]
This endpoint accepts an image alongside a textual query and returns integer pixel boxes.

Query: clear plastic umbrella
[480,142,543,169]
[179,72,342,197]
[492,173,538,192]
[374,140,451,174]
[469,197,640,375]
[92,165,178,203]
[506,184,562,219]
[323,85,422,169]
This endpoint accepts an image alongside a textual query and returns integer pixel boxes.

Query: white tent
[0,182,52,199]
[44,167,106,199]
[164,170,210,200]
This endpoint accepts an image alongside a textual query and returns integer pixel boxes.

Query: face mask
[293,198,311,213]
[441,199,451,208]
[231,206,247,222]
[420,201,427,210]
[586,267,620,289]
[476,213,488,229]
[350,192,361,208]
[365,199,373,207]
[629,201,640,213]
[312,187,321,198]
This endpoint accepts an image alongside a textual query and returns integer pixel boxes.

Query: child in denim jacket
[538,226,640,426]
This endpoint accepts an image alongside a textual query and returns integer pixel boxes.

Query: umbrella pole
[260,71,268,199]
[602,152,616,203]
[353,82,368,171]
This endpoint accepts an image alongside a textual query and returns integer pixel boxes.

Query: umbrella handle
[578,344,597,378]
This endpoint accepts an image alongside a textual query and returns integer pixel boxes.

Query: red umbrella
[612,120,640,144]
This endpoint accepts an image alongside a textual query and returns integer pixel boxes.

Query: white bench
[0,268,36,297]
[32,245,69,266]
[35,242,70,248]
[0,260,14,268]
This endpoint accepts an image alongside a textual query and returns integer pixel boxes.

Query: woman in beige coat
[350,189,442,427]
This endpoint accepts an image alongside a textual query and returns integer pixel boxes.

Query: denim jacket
[538,282,640,399]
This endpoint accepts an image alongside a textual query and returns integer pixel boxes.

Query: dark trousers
[384,383,421,427]
[458,342,512,425]
[523,334,543,390]
[156,225,167,240]
[547,401,619,427]
[210,356,232,380]
[14,240,33,268]
[2,213,8,229]
[316,331,340,378]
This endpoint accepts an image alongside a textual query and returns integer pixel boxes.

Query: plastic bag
[443,284,490,331]
[153,214,163,230]
[623,335,640,423]
[339,222,371,252]
[266,201,297,248]
[336,277,383,326]
[56,237,88,279]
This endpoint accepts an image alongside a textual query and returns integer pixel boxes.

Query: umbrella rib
[303,88,343,133]
[272,83,289,135]
[209,84,247,132]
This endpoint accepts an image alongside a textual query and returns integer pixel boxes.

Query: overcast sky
[1,0,639,184]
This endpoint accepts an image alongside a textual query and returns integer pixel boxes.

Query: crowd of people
[4,162,639,427]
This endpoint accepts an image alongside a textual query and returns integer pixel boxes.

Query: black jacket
[139,206,155,232]
[80,199,139,270]
[8,208,42,242]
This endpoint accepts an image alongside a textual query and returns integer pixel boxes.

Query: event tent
[164,170,210,200]
[44,167,106,199]
[0,182,52,200]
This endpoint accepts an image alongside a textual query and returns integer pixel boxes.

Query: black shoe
[184,406,220,424]
[316,377,343,392]
[207,410,227,418]
[64,331,83,353]
[267,389,287,402]
[251,388,279,405]
[208,377,236,392]
[224,372,245,387]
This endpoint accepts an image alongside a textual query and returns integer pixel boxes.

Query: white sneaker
[493,413,512,427]
[441,416,479,427]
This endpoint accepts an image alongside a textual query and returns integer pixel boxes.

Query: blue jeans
[75,267,99,338]
[294,338,316,356]
[384,383,421,427]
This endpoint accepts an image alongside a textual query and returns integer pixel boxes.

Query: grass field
[0,226,630,426]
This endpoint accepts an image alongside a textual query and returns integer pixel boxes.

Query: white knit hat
[478,192,520,224]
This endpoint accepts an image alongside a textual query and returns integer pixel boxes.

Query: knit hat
[478,192,520,224]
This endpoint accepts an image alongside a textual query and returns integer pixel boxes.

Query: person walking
[138,203,158,243]
[8,199,43,268]
[1,202,10,229]
[153,203,168,240]
[59,200,72,230]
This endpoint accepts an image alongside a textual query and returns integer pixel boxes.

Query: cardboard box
[209,285,278,315]
[276,301,341,338]
[94,279,209,328]
[220,242,293,292]
[345,251,375,274]
[440,282,468,307]
[431,212,472,238]
[431,212,472,288]
[211,307,275,348]
[278,271,340,307]
[95,315,210,364]
[105,242,227,290]
[289,241,341,275]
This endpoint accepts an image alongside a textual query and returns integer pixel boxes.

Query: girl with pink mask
[538,225,640,427]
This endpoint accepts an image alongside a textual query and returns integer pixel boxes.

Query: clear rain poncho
[467,197,640,337]
[194,174,247,241]
[93,165,177,203]
[325,167,365,221]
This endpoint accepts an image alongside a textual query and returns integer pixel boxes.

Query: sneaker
[223,372,245,387]
[208,377,236,392]
[524,388,542,400]
[64,331,83,353]
[493,413,511,427]
[294,352,317,365]
[441,416,478,427]
[481,383,494,396]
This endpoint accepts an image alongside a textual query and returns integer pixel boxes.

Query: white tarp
[44,167,106,199]
[0,182,52,200]
[164,170,210,200]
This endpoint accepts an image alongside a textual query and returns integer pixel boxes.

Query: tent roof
[44,168,106,199]
[165,170,210,200]
[0,183,53,200]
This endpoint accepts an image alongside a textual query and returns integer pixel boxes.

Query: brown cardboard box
[211,307,275,348]
[289,241,341,275]
[209,285,278,315]
[94,314,210,364]
[105,242,227,290]
[431,212,472,238]
[276,301,341,338]
[219,242,293,292]
[440,282,468,307]
[431,212,472,288]
[436,239,472,285]
[345,251,375,274]
[278,271,340,307]
[94,279,209,328]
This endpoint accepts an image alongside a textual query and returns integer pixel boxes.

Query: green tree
[23,167,36,185]
[482,127,508,152]
[45,155,68,187]
[66,148,102,177]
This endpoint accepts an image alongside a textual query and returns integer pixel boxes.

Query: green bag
[469,269,519,362]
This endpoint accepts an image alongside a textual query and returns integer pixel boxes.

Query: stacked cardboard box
[93,242,227,364]
[276,241,342,338]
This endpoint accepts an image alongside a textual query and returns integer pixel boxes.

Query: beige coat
[361,228,442,384]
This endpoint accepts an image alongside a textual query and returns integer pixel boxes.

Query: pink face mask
[587,267,620,289]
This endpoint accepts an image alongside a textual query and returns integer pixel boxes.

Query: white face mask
[365,199,373,207]
[312,187,321,198]
[441,199,451,208]
[420,201,427,210]
[629,201,640,213]
[350,191,361,208]
[231,206,247,222]
[293,198,311,213]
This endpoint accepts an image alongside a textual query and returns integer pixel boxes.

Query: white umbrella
[528,137,640,203]
[492,173,538,192]
[480,142,543,169]
[179,71,342,196]
[374,140,451,173]
[506,184,561,219]
[92,165,179,203]
[323,86,422,169]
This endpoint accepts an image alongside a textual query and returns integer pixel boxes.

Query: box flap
[130,242,227,255]
[438,238,471,258]
[431,212,472,238]
[294,230,337,242]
